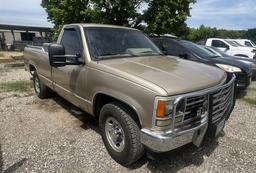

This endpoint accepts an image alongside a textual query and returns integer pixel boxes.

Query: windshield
[204,47,223,57]
[179,40,218,58]
[84,27,162,60]
[225,40,240,47]
[209,47,229,56]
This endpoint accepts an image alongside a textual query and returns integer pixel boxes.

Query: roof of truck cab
[63,23,139,31]
[207,38,226,40]
[236,39,250,41]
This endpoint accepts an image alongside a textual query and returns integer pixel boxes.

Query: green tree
[215,29,245,39]
[144,0,196,35]
[244,28,256,42]
[186,25,248,42]
[41,0,146,39]
[93,0,145,26]
[41,0,99,40]
[187,25,217,42]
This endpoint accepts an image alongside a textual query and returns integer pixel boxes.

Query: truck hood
[98,56,226,95]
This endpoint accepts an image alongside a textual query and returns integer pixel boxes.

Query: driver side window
[212,40,228,48]
[61,28,82,55]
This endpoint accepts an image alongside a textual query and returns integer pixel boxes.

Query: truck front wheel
[32,72,52,99]
[99,102,144,166]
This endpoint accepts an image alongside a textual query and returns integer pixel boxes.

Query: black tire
[32,72,52,99]
[99,102,144,166]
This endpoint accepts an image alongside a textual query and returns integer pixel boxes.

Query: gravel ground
[0,64,29,82]
[0,67,256,173]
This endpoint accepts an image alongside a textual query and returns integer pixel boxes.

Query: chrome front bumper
[140,116,208,152]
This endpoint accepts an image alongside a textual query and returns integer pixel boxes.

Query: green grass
[3,62,24,68]
[0,52,4,57]
[248,87,256,92]
[242,98,256,106]
[0,80,33,92]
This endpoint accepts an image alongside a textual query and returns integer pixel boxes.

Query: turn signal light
[156,100,166,118]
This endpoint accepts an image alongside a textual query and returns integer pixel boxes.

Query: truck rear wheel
[99,102,144,166]
[32,72,52,99]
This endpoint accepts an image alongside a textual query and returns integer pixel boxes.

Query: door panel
[52,26,90,111]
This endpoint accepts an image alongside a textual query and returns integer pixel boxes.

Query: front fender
[92,88,147,127]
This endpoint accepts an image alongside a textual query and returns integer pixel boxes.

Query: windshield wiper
[97,53,135,59]
[134,50,163,56]
[138,50,154,54]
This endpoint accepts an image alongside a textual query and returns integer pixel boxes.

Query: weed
[242,98,256,106]
[0,80,33,92]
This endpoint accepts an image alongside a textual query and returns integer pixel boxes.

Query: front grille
[210,83,233,123]
[173,75,235,128]
[185,95,207,120]
[174,95,208,127]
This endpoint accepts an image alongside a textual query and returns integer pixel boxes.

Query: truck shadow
[236,89,247,98]
[130,136,221,172]
[51,95,221,173]
[52,96,100,134]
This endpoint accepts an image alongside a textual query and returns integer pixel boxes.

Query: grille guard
[153,73,236,131]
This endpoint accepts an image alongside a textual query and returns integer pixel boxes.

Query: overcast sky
[0,0,53,27]
[0,0,255,30]
[187,0,256,29]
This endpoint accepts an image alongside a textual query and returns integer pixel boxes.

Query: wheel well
[29,64,36,75]
[93,93,141,128]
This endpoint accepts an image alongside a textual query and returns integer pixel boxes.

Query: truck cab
[235,39,256,48]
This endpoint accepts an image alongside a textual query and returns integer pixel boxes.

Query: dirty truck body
[24,24,236,165]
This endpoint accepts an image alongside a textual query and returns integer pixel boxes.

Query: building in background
[0,24,52,51]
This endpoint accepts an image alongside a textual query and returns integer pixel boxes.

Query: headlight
[216,64,242,72]
[154,98,175,127]
[155,99,174,118]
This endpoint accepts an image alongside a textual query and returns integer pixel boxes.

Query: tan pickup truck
[24,24,236,165]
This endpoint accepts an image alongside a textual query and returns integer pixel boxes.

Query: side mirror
[48,43,83,67]
[224,45,230,50]
[49,43,66,67]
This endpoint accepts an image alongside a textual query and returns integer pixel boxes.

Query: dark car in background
[151,36,253,90]
[205,46,256,80]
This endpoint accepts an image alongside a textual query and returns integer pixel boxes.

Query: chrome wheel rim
[105,117,125,152]
[34,76,40,94]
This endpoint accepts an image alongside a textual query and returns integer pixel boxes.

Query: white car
[205,38,256,59]
[235,39,256,48]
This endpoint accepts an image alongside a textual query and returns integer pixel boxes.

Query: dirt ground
[0,65,256,173]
